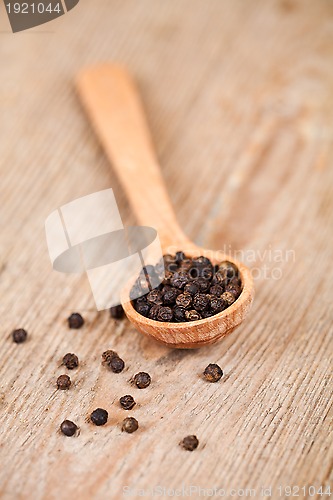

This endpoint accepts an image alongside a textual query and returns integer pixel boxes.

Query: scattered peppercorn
[90,408,108,426]
[67,313,84,329]
[101,350,125,373]
[110,305,124,319]
[133,372,151,389]
[60,420,78,436]
[109,356,125,373]
[122,417,139,433]
[102,350,118,363]
[62,353,79,370]
[12,328,27,344]
[131,255,242,322]
[120,395,136,410]
[57,374,71,390]
[180,435,199,451]
[203,363,223,382]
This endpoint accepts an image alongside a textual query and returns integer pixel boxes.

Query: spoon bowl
[77,64,254,348]
[121,247,254,348]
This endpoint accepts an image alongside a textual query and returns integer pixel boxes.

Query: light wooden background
[0,1,332,499]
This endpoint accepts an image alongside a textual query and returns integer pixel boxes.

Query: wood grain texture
[0,0,332,499]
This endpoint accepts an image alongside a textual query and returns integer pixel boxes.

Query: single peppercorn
[109,356,125,373]
[219,261,239,279]
[193,293,210,312]
[147,290,164,305]
[209,284,224,297]
[148,304,162,321]
[133,372,151,389]
[176,292,193,309]
[120,395,136,410]
[203,363,223,382]
[67,313,84,329]
[180,435,199,451]
[210,297,226,313]
[62,353,79,370]
[110,305,124,319]
[134,301,151,317]
[162,287,179,305]
[221,291,235,306]
[157,306,173,322]
[90,408,108,426]
[57,374,71,390]
[173,306,187,322]
[12,328,27,344]
[170,272,188,289]
[60,420,78,436]
[122,417,139,433]
[185,310,202,321]
[195,277,211,292]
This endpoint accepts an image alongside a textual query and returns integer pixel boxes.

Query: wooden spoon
[76,64,254,348]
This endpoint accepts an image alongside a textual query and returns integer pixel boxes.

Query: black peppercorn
[62,353,79,370]
[67,313,84,329]
[12,328,27,344]
[219,261,239,279]
[133,372,151,389]
[193,293,210,312]
[109,356,125,373]
[122,417,139,433]
[170,272,188,289]
[203,363,223,382]
[147,290,164,305]
[60,420,78,436]
[209,284,224,297]
[211,272,227,286]
[134,301,151,317]
[157,306,173,322]
[210,297,226,313]
[101,350,125,372]
[173,306,187,322]
[162,287,179,305]
[120,395,136,410]
[225,284,241,298]
[221,291,235,306]
[176,292,193,309]
[180,435,199,451]
[57,374,71,390]
[195,277,210,292]
[185,310,201,321]
[148,304,162,321]
[102,350,119,364]
[90,408,108,426]
[110,305,124,319]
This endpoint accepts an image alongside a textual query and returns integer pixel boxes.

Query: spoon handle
[76,64,190,251]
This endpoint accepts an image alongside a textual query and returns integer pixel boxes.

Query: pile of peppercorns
[10,303,225,450]
[131,253,242,322]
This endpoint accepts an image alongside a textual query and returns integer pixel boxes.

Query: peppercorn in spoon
[76,64,254,348]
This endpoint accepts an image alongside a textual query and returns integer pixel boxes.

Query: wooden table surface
[0,1,332,498]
